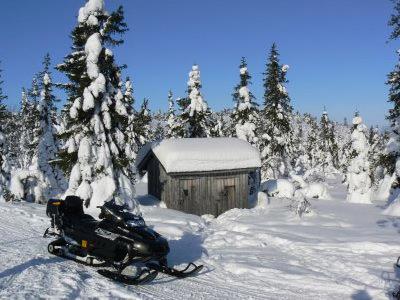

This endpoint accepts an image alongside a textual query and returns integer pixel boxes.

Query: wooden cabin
[136,138,261,216]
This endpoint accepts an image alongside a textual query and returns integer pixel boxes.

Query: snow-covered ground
[1,177,400,299]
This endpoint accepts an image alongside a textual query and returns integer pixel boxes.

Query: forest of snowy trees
[0,0,398,215]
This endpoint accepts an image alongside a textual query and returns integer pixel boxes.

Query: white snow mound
[261,179,295,198]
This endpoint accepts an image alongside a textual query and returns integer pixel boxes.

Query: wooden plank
[153,168,259,216]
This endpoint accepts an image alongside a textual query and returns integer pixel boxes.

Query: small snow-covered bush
[296,197,312,217]
[10,169,47,204]
[261,179,295,198]
[294,182,331,199]
[289,193,312,217]
[290,172,331,199]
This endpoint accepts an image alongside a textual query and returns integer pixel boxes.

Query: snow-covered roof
[137,138,261,173]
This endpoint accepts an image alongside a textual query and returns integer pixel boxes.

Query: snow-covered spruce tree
[0,63,11,200]
[134,98,152,146]
[210,109,231,137]
[304,114,321,170]
[318,109,339,173]
[0,66,18,172]
[336,122,352,176]
[3,110,21,170]
[151,110,166,142]
[258,44,294,179]
[56,0,139,215]
[231,57,259,145]
[368,126,385,186]
[18,89,33,168]
[291,112,308,173]
[346,113,372,203]
[18,78,41,169]
[212,114,226,137]
[176,65,215,138]
[119,77,141,184]
[166,90,180,138]
[123,77,140,151]
[384,0,400,188]
[31,55,66,198]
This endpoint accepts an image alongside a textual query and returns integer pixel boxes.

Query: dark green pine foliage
[319,110,339,171]
[56,1,138,210]
[231,57,258,145]
[368,126,385,186]
[305,114,320,169]
[258,43,293,179]
[175,97,189,138]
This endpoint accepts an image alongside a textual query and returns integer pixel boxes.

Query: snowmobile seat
[67,214,99,233]
[64,196,85,215]
[63,196,98,227]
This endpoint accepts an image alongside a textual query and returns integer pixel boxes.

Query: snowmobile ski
[146,262,203,278]
[97,268,158,285]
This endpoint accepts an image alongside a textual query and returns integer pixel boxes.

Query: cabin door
[179,179,200,214]
[215,178,236,216]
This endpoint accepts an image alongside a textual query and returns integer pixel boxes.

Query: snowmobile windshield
[101,201,146,227]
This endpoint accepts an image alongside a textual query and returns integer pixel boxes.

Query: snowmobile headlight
[126,218,145,228]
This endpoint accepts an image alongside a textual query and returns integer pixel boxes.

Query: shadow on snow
[0,257,63,279]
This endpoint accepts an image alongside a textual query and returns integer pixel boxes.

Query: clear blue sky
[0,0,396,127]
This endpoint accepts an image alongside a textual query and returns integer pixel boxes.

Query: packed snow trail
[1,180,400,299]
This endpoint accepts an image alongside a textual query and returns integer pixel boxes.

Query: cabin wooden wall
[146,158,257,216]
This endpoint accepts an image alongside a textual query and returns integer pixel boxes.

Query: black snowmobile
[43,196,203,285]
